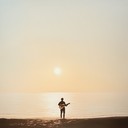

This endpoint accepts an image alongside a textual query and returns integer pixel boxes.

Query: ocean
[0,92,128,119]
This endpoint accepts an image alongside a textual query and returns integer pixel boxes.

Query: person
[58,98,70,119]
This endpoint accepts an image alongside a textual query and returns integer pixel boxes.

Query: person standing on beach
[58,98,70,119]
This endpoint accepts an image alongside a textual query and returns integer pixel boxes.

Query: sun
[54,67,62,76]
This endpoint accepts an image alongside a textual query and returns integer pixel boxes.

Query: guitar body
[59,103,70,110]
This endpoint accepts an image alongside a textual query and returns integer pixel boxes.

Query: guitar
[59,103,70,110]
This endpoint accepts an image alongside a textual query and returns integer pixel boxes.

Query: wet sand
[0,117,128,128]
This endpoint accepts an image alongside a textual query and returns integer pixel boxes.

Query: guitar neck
[66,103,70,106]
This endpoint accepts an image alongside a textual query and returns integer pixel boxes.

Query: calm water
[0,93,128,119]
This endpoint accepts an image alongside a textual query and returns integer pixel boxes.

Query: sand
[0,117,128,128]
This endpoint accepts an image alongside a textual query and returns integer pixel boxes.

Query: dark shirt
[58,101,66,108]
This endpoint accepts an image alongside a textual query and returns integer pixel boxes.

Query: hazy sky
[0,0,128,92]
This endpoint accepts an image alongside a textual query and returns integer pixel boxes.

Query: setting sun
[54,67,62,76]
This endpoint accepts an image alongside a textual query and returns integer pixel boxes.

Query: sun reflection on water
[40,93,72,118]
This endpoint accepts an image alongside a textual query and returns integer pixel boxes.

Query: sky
[0,0,128,93]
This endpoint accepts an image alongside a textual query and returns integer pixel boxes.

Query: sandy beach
[0,117,128,128]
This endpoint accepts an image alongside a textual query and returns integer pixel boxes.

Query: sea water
[0,93,128,119]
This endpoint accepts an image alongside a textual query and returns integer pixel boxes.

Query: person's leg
[62,108,65,119]
[60,109,62,118]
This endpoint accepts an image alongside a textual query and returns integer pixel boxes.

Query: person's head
[61,98,64,101]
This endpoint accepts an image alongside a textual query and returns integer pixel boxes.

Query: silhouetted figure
[58,98,70,119]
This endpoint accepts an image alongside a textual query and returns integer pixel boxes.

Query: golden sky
[0,0,128,92]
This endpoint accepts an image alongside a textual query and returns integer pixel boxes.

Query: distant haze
[0,0,128,92]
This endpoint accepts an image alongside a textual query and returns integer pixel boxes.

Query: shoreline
[0,116,128,128]
[0,115,128,119]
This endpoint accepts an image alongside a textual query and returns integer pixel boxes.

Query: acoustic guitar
[59,103,70,110]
